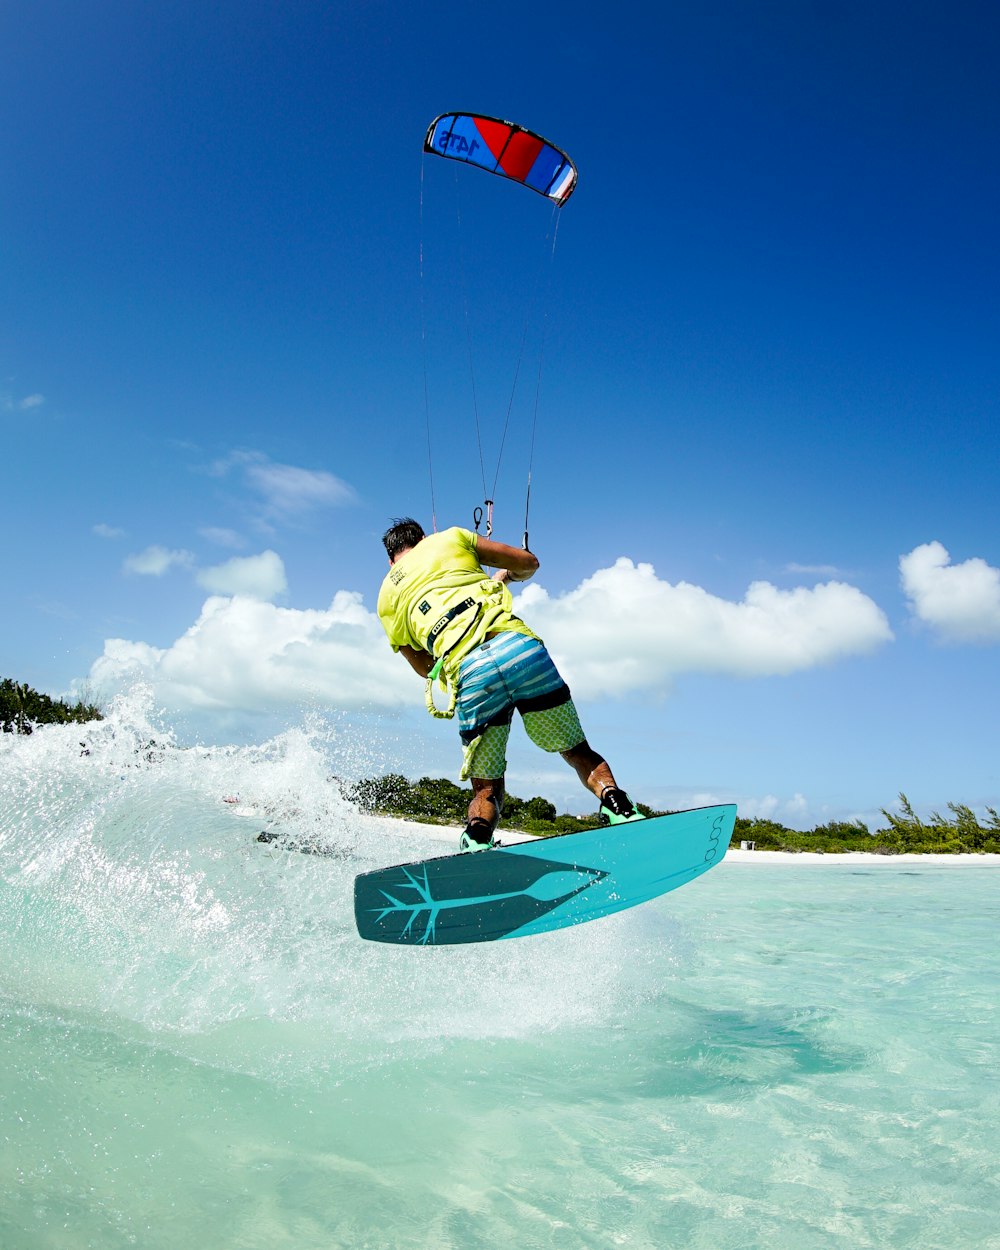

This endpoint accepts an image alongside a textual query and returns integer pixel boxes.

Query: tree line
[1,678,104,735]
[347,775,1000,854]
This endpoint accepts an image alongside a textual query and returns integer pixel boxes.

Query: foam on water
[2,693,999,1249]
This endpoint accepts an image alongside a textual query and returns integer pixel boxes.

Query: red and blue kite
[424,113,578,206]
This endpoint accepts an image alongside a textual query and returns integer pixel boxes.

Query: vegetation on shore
[1,679,104,735]
[347,774,1000,854]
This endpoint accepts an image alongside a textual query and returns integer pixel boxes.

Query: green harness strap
[424,656,457,719]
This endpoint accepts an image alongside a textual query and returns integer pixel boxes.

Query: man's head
[382,518,425,563]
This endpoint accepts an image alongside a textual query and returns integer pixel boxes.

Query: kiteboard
[353,803,735,946]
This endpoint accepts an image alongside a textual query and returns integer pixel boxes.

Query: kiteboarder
[377,518,643,851]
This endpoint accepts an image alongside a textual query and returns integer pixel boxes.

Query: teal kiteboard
[353,803,735,945]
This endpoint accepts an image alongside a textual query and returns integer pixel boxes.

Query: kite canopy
[424,112,578,206]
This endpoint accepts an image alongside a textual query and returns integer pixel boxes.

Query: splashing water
[0,689,656,1076]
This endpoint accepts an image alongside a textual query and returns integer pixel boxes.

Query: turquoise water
[2,699,998,1249]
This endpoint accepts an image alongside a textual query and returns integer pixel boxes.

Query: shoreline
[368,815,1000,865]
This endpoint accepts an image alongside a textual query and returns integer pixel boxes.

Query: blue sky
[4,0,999,828]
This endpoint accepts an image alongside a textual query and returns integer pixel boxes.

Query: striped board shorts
[455,630,585,780]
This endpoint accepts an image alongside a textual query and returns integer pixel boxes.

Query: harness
[424,597,482,720]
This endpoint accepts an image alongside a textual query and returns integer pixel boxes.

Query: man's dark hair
[382,518,425,561]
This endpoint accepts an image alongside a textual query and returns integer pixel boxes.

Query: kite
[424,112,578,206]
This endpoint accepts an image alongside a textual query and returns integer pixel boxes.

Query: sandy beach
[723,848,1000,865]
[368,814,1000,865]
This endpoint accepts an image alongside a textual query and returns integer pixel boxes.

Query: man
[377,518,643,851]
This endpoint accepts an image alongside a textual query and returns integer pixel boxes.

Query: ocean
[2,696,998,1250]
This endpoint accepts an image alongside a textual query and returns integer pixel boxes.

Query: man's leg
[561,740,644,824]
[468,776,504,832]
[560,740,617,799]
[458,722,510,851]
[460,776,504,851]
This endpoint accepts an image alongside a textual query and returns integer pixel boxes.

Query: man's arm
[398,644,434,678]
[475,536,539,582]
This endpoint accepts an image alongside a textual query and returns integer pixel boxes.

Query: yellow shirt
[377,527,538,670]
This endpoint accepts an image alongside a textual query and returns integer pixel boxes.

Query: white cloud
[196,551,287,601]
[90,558,893,722]
[516,559,893,698]
[91,592,411,713]
[93,523,125,539]
[2,392,45,414]
[732,793,807,823]
[199,526,245,549]
[123,546,196,576]
[784,562,845,577]
[210,450,357,521]
[246,459,356,515]
[900,541,1000,643]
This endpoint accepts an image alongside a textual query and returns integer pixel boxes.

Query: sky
[3,0,999,829]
